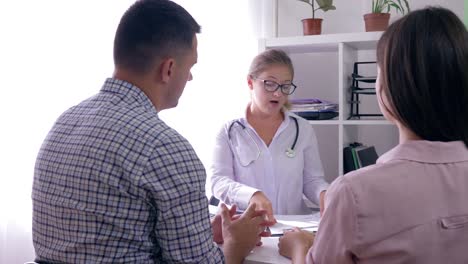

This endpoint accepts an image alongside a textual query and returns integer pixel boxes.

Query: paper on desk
[208,205,219,217]
[269,213,320,236]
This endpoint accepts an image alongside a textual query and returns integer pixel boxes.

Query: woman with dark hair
[278,6,468,264]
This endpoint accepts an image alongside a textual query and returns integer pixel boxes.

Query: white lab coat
[210,110,329,215]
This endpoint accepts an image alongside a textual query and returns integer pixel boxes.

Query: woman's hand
[249,191,277,225]
[278,227,314,263]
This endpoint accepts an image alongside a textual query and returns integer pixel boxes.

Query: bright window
[0,1,261,262]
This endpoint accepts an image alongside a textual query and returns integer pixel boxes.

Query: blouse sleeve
[308,176,357,264]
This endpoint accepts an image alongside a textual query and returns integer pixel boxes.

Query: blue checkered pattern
[32,78,224,263]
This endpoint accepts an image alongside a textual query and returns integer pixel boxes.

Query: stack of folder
[290,98,338,120]
[343,142,379,173]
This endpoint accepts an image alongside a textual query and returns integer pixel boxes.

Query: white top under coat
[210,110,329,215]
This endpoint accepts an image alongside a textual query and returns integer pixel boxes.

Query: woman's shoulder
[338,160,414,197]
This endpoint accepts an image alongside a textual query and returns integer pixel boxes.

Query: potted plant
[364,0,410,32]
[297,0,336,35]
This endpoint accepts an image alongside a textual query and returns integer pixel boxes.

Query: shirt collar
[377,140,468,164]
[100,78,157,114]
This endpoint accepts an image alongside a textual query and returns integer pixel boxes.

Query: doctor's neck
[247,104,284,122]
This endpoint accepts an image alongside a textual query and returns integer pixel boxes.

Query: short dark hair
[113,0,201,74]
[377,7,468,147]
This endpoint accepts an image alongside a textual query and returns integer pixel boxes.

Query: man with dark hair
[32,0,266,263]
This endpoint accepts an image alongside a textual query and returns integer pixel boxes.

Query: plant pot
[301,18,323,35]
[363,13,390,32]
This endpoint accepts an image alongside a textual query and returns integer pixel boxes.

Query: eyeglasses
[253,77,297,95]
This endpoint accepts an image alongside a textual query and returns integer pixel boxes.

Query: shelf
[308,120,393,125]
[260,32,383,54]
[308,120,340,125]
[260,30,396,179]
[343,120,393,125]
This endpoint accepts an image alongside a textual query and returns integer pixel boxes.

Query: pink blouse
[310,140,468,264]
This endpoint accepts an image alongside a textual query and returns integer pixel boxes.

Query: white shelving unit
[259,32,399,182]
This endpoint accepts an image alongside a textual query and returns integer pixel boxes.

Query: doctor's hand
[220,203,270,264]
[249,191,277,225]
[278,227,314,262]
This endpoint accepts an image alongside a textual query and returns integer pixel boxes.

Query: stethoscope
[227,116,299,166]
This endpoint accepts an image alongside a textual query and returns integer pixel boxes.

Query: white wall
[0,1,261,263]
[275,0,464,37]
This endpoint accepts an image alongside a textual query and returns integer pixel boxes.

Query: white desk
[209,205,319,264]
[245,213,320,264]
[244,237,290,264]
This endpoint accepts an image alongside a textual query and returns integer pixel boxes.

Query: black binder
[343,142,379,174]
[355,146,378,167]
[343,146,356,173]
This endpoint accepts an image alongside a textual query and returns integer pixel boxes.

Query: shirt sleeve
[209,124,259,210]
[302,124,329,205]
[143,133,224,263]
[308,176,357,264]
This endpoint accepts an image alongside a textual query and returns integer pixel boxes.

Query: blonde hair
[248,49,294,79]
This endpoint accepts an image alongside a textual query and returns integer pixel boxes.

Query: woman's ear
[247,76,254,90]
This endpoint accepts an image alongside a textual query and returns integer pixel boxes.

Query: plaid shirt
[32,78,224,263]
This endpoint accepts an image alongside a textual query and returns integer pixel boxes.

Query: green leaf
[389,3,402,14]
[371,0,410,14]
[296,0,337,17]
[321,5,336,12]
[315,0,334,9]
[396,0,403,11]
[298,0,313,7]
[373,0,385,13]
[403,0,410,13]
[394,0,410,13]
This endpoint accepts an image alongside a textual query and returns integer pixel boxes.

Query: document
[269,213,320,236]
[209,205,321,237]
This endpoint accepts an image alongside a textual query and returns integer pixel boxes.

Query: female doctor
[210,49,329,223]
